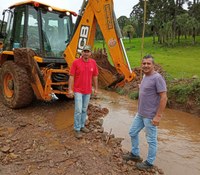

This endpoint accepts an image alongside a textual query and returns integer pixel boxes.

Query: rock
[49,160,54,168]
[97,127,104,133]
[39,146,45,151]
[158,168,164,174]
[1,146,10,153]
[101,133,107,141]
[5,139,11,143]
[96,135,101,139]
[10,137,18,141]
[19,122,28,127]
[9,153,18,159]
[95,119,104,126]
[0,151,3,159]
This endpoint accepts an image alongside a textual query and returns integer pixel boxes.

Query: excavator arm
[64,0,136,87]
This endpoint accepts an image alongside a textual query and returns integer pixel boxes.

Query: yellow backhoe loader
[0,0,136,109]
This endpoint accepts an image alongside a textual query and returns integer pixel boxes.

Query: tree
[117,16,129,35]
[123,25,135,42]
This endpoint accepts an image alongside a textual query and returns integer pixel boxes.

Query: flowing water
[55,90,200,175]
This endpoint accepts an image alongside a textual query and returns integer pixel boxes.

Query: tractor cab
[0,1,76,58]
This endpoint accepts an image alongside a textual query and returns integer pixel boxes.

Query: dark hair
[143,54,155,64]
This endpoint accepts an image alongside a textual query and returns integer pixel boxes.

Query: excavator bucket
[92,48,124,88]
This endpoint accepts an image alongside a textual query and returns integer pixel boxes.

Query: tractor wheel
[0,61,34,109]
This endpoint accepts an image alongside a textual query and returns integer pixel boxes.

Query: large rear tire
[0,61,34,109]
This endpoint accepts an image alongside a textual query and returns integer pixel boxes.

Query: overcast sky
[0,0,139,20]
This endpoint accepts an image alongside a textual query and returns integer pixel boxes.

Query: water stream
[94,90,200,175]
[54,89,200,175]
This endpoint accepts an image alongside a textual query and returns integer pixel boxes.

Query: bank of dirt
[0,98,164,175]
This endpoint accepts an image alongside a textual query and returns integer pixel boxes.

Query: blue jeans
[129,113,157,165]
[74,92,91,131]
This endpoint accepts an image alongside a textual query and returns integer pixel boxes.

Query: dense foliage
[119,0,200,46]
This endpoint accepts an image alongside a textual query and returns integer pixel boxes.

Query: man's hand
[151,114,162,126]
[93,89,98,96]
[67,89,74,98]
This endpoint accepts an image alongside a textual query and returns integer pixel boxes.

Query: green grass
[94,36,200,79]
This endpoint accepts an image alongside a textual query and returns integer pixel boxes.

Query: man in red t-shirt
[68,45,98,139]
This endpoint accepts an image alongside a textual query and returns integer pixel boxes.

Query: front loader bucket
[92,48,123,88]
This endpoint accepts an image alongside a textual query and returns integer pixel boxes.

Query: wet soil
[0,99,164,175]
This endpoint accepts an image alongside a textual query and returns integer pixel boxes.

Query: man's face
[82,50,91,59]
[142,58,155,75]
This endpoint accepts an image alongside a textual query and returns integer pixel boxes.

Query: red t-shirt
[70,57,98,94]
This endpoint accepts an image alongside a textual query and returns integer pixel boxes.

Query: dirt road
[0,98,164,175]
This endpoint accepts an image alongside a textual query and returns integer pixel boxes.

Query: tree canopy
[119,0,200,45]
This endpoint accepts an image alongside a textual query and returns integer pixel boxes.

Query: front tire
[0,61,34,109]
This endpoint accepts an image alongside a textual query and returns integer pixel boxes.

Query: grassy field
[95,36,200,79]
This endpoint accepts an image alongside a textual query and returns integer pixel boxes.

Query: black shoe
[122,152,143,162]
[136,160,153,170]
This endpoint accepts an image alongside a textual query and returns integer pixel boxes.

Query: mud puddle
[54,108,74,130]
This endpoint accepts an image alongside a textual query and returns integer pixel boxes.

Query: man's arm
[68,75,74,98]
[152,91,168,126]
[93,76,98,95]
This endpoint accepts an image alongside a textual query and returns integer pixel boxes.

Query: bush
[168,79,200,104]
[129,91,139,100]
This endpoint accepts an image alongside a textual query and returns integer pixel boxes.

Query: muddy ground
[0,98,164,175]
